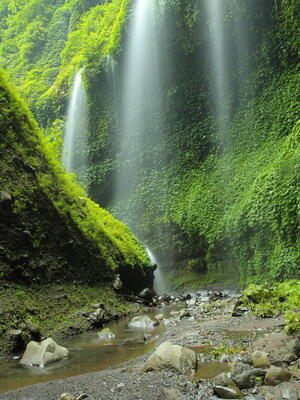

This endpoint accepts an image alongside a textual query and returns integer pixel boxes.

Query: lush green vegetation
[0,0,129,125]
[0,0,299,289]
[242,281,300,334]
[0,68,150,286]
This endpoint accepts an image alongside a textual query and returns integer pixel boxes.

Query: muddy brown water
[0,305,182,393]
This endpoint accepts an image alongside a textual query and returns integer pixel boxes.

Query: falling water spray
[62,70,89,182]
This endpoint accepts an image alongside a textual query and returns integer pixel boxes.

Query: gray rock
[20,338,69,367]
[128,315,158,329]
[264,365,292,386]
[144,341,197,374]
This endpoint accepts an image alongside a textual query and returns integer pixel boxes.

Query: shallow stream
[0,305,181,393]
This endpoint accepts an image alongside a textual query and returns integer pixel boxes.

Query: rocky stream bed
[0,291,299,400]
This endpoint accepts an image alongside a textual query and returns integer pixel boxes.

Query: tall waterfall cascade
[62,70,89,183]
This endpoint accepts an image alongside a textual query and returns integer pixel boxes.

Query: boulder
[252,351,270,368]
[264,365,291,386]
[20,338,69,367]
[128,315,158,329]
[144,341,197,373]
[97,327,115,340]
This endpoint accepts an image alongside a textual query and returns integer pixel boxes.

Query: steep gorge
[0,0,299,291]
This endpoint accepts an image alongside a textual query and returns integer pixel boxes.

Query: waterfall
[146,247,166,295]
[62,70,88,183]
[115,0,162,207]
[204,0,227,147]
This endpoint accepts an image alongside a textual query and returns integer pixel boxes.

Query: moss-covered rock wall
[0,70,152,290]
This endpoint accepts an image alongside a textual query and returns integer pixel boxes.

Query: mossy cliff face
[0,70,152,290]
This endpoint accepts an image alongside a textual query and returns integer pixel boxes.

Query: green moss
[241,280,300,335]
[0,283,141,354]
[0,68,151,287]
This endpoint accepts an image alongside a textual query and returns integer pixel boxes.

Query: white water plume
[62,70,88,182]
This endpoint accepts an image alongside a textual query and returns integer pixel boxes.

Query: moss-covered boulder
[0,69,153,290]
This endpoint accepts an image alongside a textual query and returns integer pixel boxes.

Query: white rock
[20,338,69,367]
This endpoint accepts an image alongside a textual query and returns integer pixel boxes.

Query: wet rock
[20,337,69,367]
[252,351,270,368]
[76,395,88,400]
[113,275,123,291]
[97,327,115,340]
[213,373,242,398]
[138,288,156,301]
[128,315,158,329]
[144,341,197,373]
[264,365,291,386]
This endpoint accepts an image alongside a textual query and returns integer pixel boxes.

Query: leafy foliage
[242,281,300,334]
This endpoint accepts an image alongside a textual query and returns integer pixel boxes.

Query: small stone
[155,313,164,321]
[264,365,292,386]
